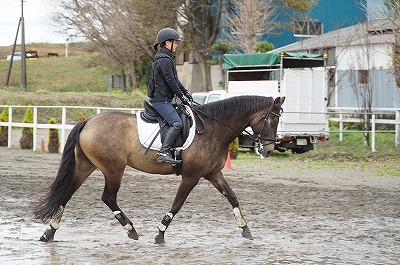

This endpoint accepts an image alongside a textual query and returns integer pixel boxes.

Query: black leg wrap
[161,213,173,228]
[114,210,138,240]
[114,211,130,226]
[155,212,173,244]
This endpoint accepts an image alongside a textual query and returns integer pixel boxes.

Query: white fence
[0,105,399,153]
[0,105,141,153]
[327,107,400,152]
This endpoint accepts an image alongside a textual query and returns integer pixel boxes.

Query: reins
[188,100,281,144]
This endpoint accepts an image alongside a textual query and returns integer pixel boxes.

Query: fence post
[396,110,400,146]
[339,109,343,143]
[33,107,38,152]
[7,107,12,148]
[61,107,67,153]
[371,113,375,152]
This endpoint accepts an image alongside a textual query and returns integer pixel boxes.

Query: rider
[149,28,193,164]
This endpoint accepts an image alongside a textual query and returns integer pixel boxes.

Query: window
[358,70,369,84]
[294,21,323,37]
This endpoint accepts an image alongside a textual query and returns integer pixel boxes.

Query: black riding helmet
[156,28,182,44]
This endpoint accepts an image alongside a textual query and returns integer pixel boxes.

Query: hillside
[0,43,148,108]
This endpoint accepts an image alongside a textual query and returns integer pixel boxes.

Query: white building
[273,19,400,109]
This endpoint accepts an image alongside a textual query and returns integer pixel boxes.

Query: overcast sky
[0,0,67,46]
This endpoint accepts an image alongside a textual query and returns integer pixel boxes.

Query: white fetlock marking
[123,223,133,231]
[157,223,167,232]
[49,205,65,230]
[233,207,247,228]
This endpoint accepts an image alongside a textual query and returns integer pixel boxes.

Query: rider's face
[166,40,179,53]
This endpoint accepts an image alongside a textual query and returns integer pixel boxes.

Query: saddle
[138,101,194,151]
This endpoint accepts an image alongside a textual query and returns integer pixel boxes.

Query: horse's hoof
[155,230,165,244]
[155,235,165,244]
[241,226,253,240]
[128,229,139,240]
[39,228,55,242]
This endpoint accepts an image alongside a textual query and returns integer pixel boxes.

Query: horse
[33,95,285,244]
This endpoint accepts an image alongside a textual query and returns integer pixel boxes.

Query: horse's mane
[198,95,274,120]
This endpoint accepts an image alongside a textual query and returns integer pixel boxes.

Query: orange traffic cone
[224,151,232,170]
[40,139,45,153]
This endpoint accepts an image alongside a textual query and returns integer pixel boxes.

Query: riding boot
[156,122,182,164]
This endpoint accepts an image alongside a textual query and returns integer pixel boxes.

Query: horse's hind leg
[204,171,253,240]
[39,205,65,242]
[100,169,139,240]
[39,154,97,242]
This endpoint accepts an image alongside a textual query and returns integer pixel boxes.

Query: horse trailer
[193,52,329,154]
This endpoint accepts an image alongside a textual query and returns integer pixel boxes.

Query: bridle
[253,107,282,144]
[251,107,282,157]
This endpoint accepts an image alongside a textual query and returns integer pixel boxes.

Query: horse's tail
[33,119,89,223]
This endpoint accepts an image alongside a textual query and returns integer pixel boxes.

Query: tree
[179,0,318,91]
[52,0,180,91]
[346,22,375,147]
[224,0,277,53]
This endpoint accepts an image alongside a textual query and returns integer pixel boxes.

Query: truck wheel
[291,148,306,154]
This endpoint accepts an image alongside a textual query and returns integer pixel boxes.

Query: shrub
[229,137,239,159]
[19,107,34,149]
[0,107,9,146]
[48,118,59,153]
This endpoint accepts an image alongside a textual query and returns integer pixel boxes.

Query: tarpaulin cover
[223,52,324,70]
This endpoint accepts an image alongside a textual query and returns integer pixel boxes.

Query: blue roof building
[268,0,367,48]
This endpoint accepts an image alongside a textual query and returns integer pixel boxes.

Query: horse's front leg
[155,177,199,244]
[204,171,253,240]
[101,174,139,240]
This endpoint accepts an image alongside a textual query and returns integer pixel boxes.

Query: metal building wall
[336,70,400,108]
[267,0,367,49]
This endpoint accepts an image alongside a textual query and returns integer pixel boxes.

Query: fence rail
[1,105,399,153]
[0,105,141,153]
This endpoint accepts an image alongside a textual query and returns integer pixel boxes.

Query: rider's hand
[185,93,193,102]
[180,95,190,106]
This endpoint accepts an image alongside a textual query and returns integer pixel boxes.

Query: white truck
[193,52,329,154]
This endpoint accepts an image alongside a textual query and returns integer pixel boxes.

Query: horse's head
[250,96,285,158]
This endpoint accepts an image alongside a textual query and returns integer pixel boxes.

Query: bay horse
[34,95,285,243]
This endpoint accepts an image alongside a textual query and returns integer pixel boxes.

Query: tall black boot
[156,122,182,164]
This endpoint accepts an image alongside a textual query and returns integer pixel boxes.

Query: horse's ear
[280,96,285,105]
[273,96,285,107]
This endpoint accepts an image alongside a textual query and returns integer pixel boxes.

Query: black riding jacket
[150,47,189,102]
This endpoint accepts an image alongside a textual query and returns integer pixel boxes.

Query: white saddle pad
[136,105,196,151]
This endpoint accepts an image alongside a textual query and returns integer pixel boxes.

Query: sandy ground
[0,147,399,264]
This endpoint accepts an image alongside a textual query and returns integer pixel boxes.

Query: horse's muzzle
[257,142,275,159]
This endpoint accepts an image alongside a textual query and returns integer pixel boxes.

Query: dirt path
[0,147,399,264]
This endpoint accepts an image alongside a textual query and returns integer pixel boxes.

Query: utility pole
[5,0,27,90]
[21,0,27,90]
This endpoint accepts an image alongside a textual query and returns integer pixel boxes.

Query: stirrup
[156,152,182,164]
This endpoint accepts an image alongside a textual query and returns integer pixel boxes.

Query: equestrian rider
[149,28,193,164]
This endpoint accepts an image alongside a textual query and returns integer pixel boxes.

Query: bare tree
[224,0,277,53]
[52,0,180,90]
[179,0,317,91]
[347,22,375,147]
